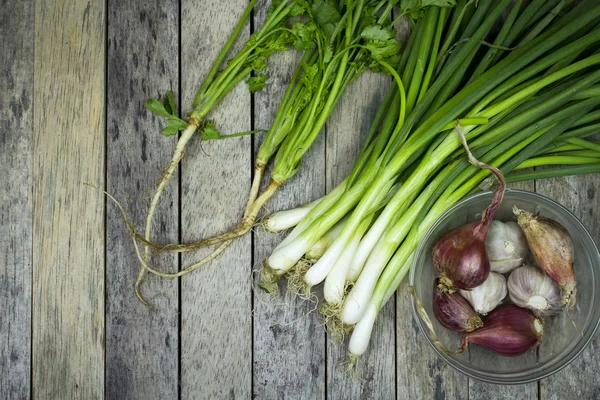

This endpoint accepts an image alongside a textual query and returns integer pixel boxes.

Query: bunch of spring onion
[133,0,415,301]
[260,0,600,363]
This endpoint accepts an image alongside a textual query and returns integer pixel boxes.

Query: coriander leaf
[361,24,402,67]
[400,0,419,10]
[292,21,317,50]
[361,25,395,42]
[423,0,456,6]
[293,38,315,51]
[248,74,267,93]
[401,0,456,14]
[300,63,321,103]
[165,91,176,115]
[290,2,308,17]
[201,121,221,140]
[162,125,180,136]
[251,55,269,72]
[266,30,293,51]
[310,0,341,40]
[144,97,171,117]
[162,116,188,136]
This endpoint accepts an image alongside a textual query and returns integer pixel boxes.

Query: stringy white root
[285,258,313,299]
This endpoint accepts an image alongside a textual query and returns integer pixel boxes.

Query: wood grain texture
[32,0,105,398]
[537,168,600,400]
[251,1,326,399]
[325,71,396,400]
[180,0,252,398]
[105,1,179,399]
[0,1,33,398]
[468,179,538,399]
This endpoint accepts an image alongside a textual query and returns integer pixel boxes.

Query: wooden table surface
[2,1,600,399]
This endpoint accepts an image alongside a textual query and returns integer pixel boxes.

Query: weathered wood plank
[180,0,252,398]
[326,71,396,400]
[105,1,179,399]
[32,0,105,398]
[0,1,33,398]
[537,169,600,399]
[252,1,326,399]
[469,180,538,400]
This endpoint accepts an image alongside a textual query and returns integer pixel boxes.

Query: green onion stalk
[261,0,600,355]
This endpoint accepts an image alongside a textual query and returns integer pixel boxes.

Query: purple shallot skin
[432,280,483,332]
[431,128,506,292]
[432,220,491,291]
[460,305,543,357]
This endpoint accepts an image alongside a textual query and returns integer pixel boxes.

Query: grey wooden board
[0,1,33,398]
[180,0,252,398]
[326,71,396,400]
[105,1,179,399]
[537,165,600,400]
[32,0,106,398]
[251,1,327,399]
[468,180,539,400]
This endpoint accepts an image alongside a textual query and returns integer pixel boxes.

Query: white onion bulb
[485,220,529,273]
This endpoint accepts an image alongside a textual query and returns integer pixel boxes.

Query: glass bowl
[409,189,600,384]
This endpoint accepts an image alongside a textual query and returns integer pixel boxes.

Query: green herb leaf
[161,116,188,136]
[201,121,222,140]
[248,74,267,93]
[292,21,317,50]
[401,0,456,14]
[165,91,176,115]
[361,25,402,67]
[144,97,171,117]
[310,0,341,40]
[266,30,293,51]
[424,0,456,6]
[290,2,308,17]
[361,25,395,42]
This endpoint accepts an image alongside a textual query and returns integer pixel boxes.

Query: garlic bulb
[459,272,507,315]
[485,220,529,273]
[507,265,564,317]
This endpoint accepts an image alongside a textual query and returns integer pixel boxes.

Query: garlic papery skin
[508,265,564,318]
[459,272,507,315]
[485,221,529,273]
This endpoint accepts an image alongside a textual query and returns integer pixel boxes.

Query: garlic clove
[485,221,529,274]
[459,272,507,315]
[507,265,565,318]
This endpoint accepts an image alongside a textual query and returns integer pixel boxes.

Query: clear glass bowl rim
[408,188,600,385]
